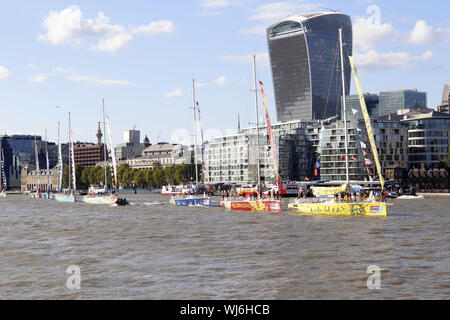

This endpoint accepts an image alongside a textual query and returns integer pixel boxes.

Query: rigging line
[322,39,340,119]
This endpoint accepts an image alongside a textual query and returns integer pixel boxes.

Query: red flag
[314,168,318,177]
[352,155,356,161]
[305,177,310,181]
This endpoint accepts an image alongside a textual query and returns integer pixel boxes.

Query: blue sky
[0,0,449,145]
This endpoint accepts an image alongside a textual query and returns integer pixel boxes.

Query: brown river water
[0,194,448,300]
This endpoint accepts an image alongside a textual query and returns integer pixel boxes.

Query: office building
[124,128,140,144]
[379,89,427,116]
[342,94,380,122]
[267,12,353,121]
[0,135,58,190]
[128,143,191,169]
[204,120,318,184]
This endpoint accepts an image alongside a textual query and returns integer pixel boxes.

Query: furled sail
[348,56,385,190]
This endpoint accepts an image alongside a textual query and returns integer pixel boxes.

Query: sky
[0,0,449,146]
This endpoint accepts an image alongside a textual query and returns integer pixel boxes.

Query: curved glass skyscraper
[267,12,353,121]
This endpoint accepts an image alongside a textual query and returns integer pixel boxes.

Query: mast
[45,130,50,194]
[106,116,118,189]
[339,28,350,185]
[68,112,77,193]
[102,99,108,191]
[35,136,40,193]
[253,54,261,189]
[58,122,63,192]
[348,56,386,190]
[192,79,199,187]
[197,104,206,185]
[68,113,71,192]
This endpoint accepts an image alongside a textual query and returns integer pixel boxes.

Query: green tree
[152,167,165,187]
[134,170,146,188]
[117,163,130,186]
[164,166,176,185]
[144,169,155,188]
[81,167,91,188]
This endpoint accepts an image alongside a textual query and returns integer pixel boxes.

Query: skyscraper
[267,12,353,122]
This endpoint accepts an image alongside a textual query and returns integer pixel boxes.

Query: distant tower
[267,12,353,121]
[143,135,151,147]
[96,122,103,145]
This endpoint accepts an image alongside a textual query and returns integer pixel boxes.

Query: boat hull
[55,194,80,203]
[221,200,282,212]
[170,197,211,207]
[83,195,119,205]
[288,202,387,217]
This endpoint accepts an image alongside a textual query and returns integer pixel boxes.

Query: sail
[348,56,385,190]
[258,81,282,192]
[106,116,118,188]
[1,148,7,190]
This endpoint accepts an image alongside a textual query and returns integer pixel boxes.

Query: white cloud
[131,20,176,35]
[214,76,228,86]
[38,5,175,53]
[353,17,398,51]
[354,49,434,70]
[66,74,133,86]
[52,66,74,73]
[218,52,269,65]
[27,74,49,83]
[407,20,447,45]
[0,65,11,80]
[27,63,39,70]
[249,1,323,24]
[164,88,186,98]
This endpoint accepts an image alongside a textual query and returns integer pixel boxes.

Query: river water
[0,194,448,300]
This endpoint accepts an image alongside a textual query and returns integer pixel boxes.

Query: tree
[117,163,130,186]
[144,169,154,188]
[152,167,165,187]
[81,167,91,188]
[134,170,146,188]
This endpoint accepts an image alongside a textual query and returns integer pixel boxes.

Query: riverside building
[204,120,319,185]
[267,12,353,121]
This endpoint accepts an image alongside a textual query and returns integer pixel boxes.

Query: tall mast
[58,121,63,192]
[102,99,108,190]
[45,129,50,194]
[68,112,72,192]
[339,28,350,185]
[192,79,199,187]
[253,54,261,189]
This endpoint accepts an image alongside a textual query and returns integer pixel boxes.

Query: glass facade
[343,94,380,122]
[379,90,427,116]
[267,13,353,122]
[404,117,450,169]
